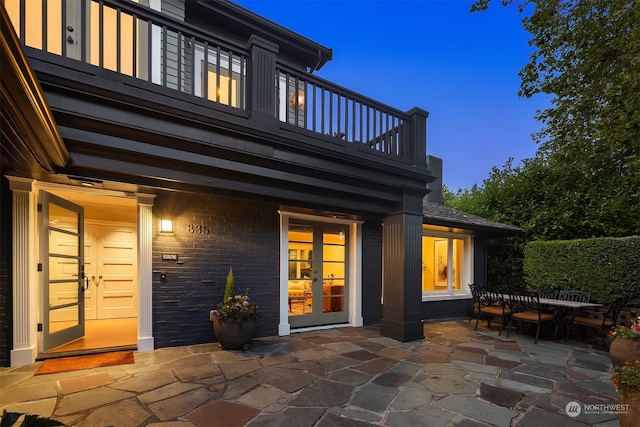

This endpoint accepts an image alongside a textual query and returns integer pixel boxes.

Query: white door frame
[8,177,155,366]
[278,211,363,336]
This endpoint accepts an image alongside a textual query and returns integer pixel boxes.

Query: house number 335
[187,224,210,234]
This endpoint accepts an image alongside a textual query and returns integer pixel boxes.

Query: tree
[460,0,640,240]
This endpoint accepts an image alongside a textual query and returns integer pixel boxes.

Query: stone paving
[0,320,623,426]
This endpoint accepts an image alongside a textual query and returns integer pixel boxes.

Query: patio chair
[468,283,484,324]
[475,290,511,335]
[555,289,591,337]
[535,288,559,299]
[506,292,557,343]
[566,295,629,347]
[557,290,591,302]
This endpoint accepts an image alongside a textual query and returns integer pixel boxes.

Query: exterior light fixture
[290,90,304,108]
[159,219,173,233]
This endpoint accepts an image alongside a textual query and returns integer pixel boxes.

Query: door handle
[83,275,89,291]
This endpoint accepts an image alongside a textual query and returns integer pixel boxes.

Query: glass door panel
[287,224,314,319]
[288,220,348,328]
[41,191,85,351]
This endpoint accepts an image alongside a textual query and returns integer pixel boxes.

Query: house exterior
[0,0,521,367]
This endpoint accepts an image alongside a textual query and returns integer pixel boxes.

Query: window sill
[422,292,472,302]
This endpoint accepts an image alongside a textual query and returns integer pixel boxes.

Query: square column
[381,202,424,342]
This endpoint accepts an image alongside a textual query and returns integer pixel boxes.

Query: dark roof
[422,202,524,236]
[188,1,333,71]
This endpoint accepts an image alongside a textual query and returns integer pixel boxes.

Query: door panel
[287,221,348,328]
[85,224,137,319]
[41,191,85,351]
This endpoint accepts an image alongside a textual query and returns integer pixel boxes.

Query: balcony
[5,0,427,169]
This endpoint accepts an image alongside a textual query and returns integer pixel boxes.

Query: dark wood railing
[277,65,410,157]
[6,0,423,162]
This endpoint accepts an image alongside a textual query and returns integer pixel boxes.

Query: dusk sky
[234,0,551,191]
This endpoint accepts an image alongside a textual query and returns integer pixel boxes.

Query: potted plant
[209,268,258,350]
[611,360,640,426]
[610,317,640,368]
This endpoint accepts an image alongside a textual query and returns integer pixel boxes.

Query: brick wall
[152,192,280,348]
[0,177,11,366]
[361,221,383,325]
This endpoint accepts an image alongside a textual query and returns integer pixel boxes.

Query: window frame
[421,228,473,301]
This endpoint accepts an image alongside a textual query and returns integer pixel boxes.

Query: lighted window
[422,230,471,297]
[194,47,244,108]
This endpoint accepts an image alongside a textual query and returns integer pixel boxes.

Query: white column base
[137,337,154,352]
[11,346,36,367]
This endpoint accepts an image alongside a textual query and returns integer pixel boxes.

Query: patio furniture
[557,290,591,302]
[566,295,629,347]
[535,288,559,299]
[553,289,592,337]
[468,283,484,324]
[507,292,557,343]
[474,289,511,335]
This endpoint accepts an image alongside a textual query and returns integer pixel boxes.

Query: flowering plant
[610,317,640,339]
[209,268,258,326]
[612,360,640,398]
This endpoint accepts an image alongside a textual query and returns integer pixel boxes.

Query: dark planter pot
[213,318,258,350]
[610,338,640,368]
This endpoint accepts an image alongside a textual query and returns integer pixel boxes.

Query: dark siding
[473,238,488,286]
[422,299,473,320]
[361,221,382,325]
[152,192,279,348]
[0,177,11,367]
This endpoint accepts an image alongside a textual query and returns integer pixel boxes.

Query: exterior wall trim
[136,194,155,352]
[8,177,37,367]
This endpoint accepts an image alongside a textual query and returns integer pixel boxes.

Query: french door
[41,191,85,351]
[287,220,348,328]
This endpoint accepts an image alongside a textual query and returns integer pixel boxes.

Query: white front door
[84,223,137,320]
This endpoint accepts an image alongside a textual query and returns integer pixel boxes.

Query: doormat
[34,351,135,375]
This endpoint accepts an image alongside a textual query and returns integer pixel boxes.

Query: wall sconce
[290,90,305,108]
[159,219,174,233]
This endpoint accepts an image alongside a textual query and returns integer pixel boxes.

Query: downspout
[310,49,322,73]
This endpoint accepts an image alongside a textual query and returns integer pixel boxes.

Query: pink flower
[243,301,249,306]
[632,323,640,334]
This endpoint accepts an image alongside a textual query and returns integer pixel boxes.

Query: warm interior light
[290,91,304,108]
[160,219,173,233]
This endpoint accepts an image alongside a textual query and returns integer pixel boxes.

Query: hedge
[524,236,640,304]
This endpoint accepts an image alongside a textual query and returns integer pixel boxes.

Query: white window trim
[421,229,474,301]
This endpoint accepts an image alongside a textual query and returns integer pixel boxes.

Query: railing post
[247,35,279,129]
[405,107,429,165]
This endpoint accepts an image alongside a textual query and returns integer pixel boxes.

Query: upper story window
[422,226,472,299]
[5,0,246,110]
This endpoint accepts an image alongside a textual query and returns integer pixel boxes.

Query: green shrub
[524,236,640,304]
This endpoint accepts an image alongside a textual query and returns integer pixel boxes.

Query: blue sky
[234,0,550,191]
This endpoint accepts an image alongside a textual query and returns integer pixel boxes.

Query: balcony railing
[5,0,248,110]
[5,0,421,161]
[277,65,409,156]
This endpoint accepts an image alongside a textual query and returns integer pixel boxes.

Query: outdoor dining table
[536,298,603,309]
[503,295,604,340]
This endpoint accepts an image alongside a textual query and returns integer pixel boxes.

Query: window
[421,228,472,298]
